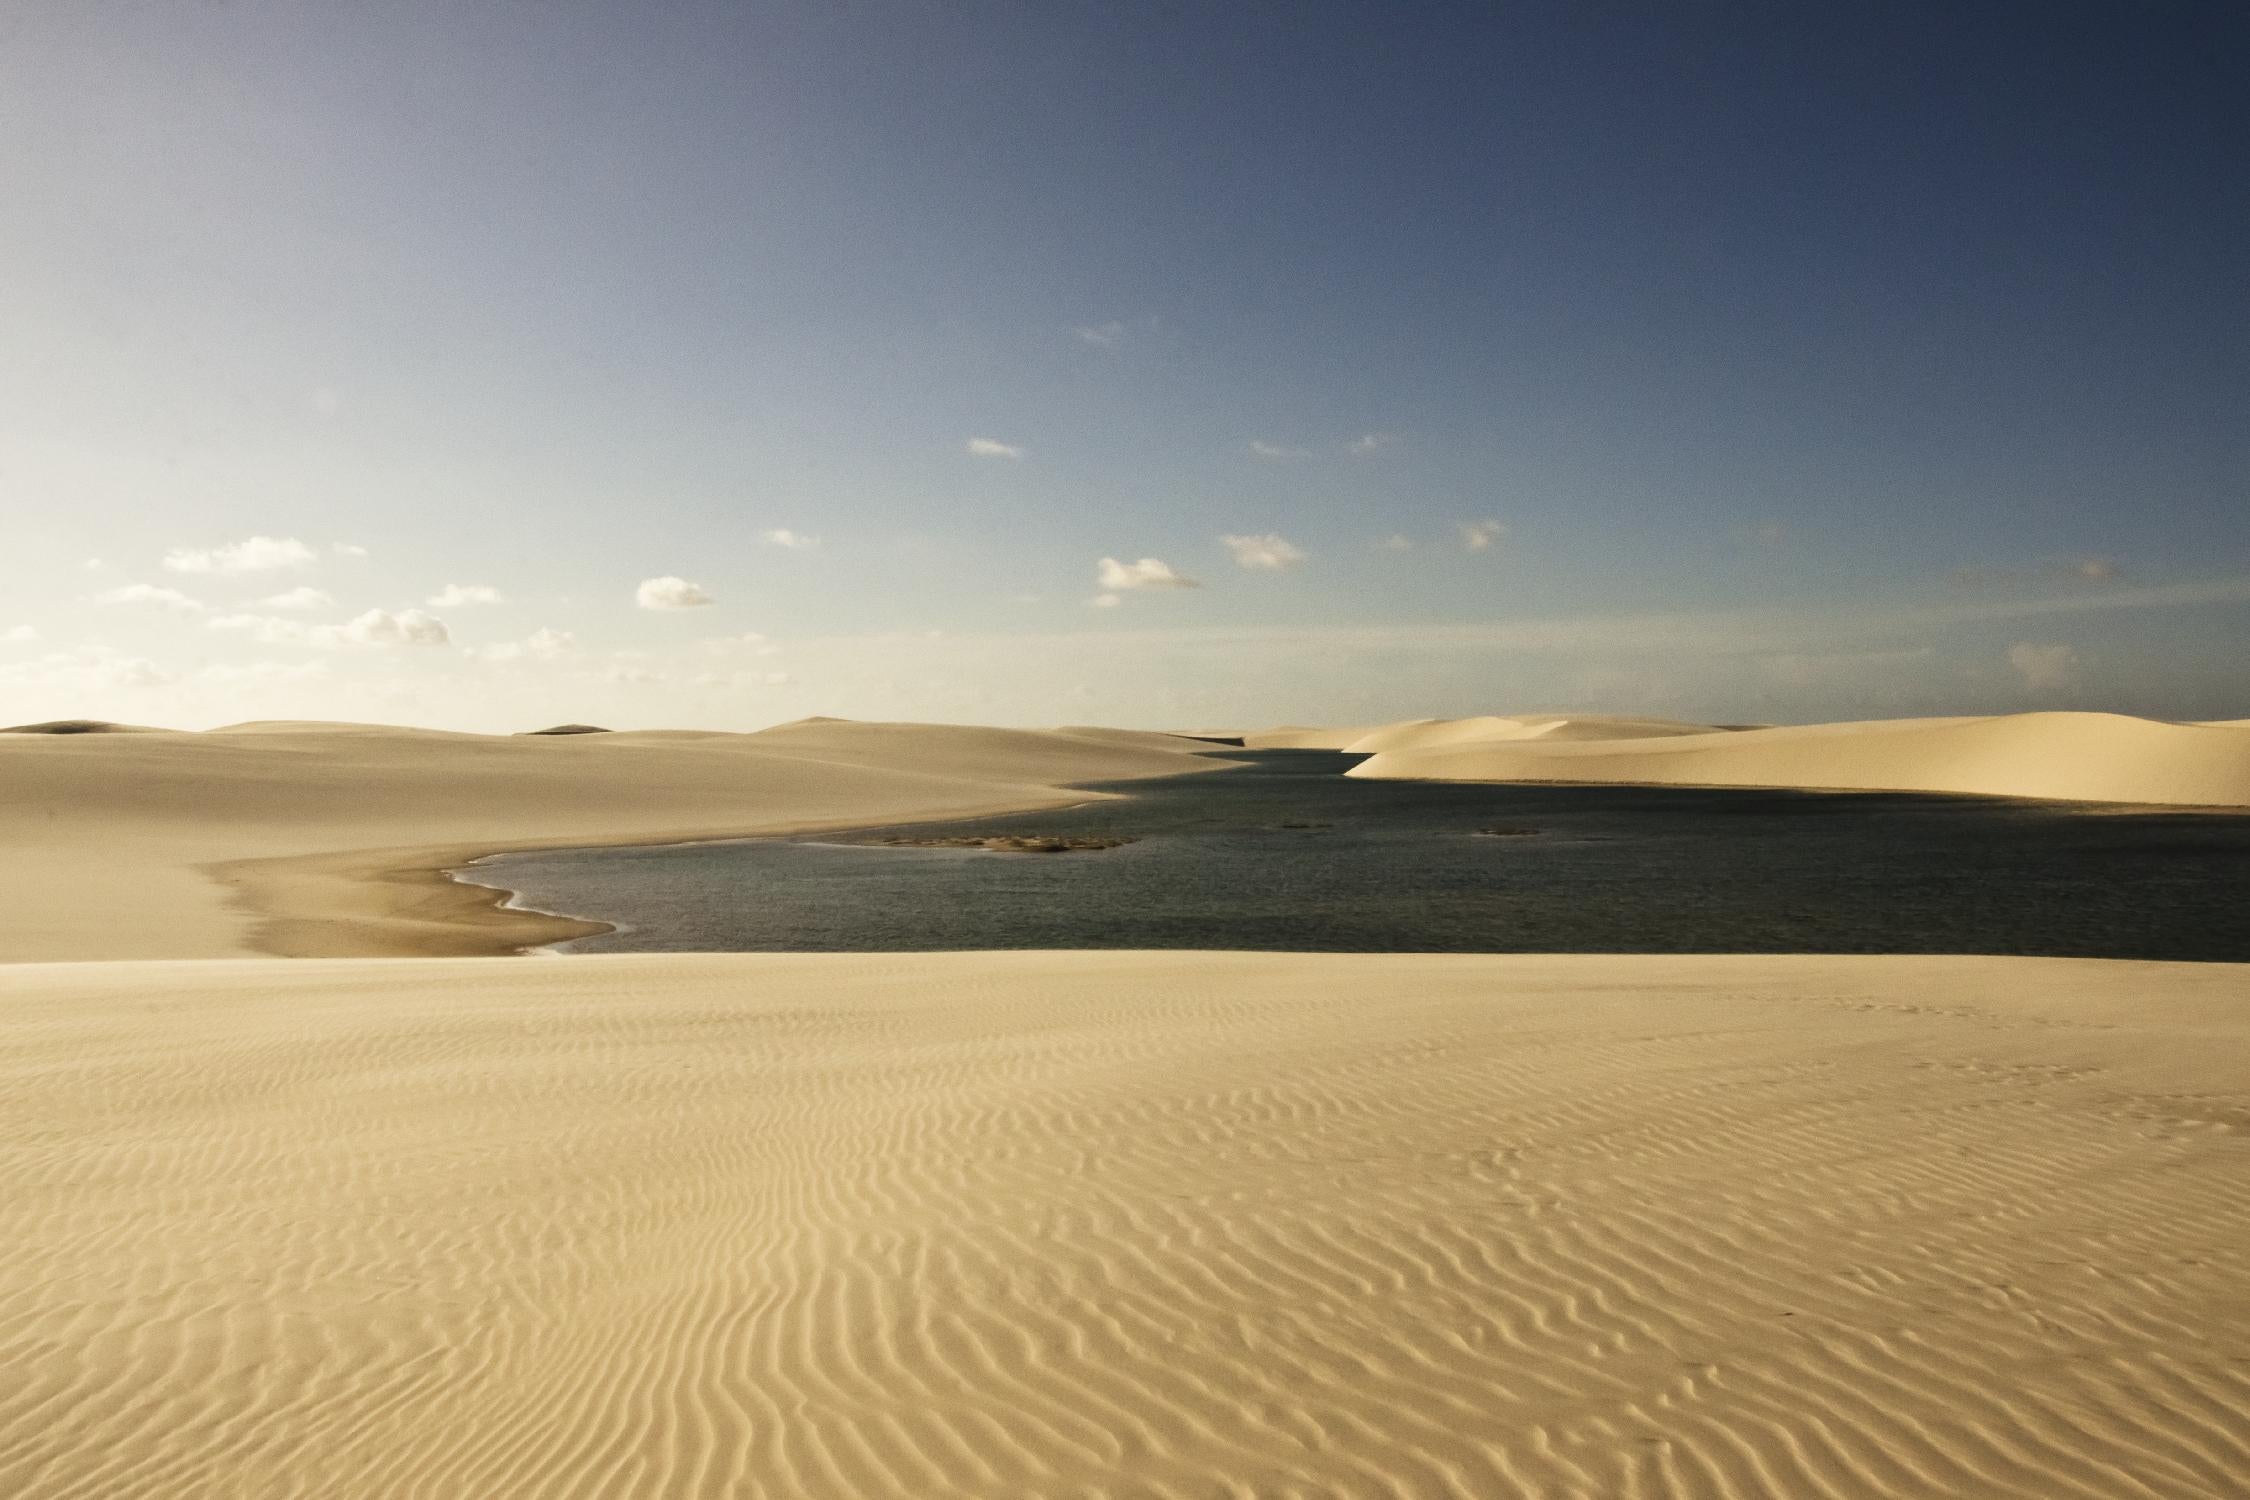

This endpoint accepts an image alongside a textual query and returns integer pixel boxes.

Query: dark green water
[456,751,2250,959]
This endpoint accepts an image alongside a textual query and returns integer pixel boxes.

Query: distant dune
[2,950,2243,1498]
[1333,710,2250,807]
[0,718,1232,961]
[0,718,168,735]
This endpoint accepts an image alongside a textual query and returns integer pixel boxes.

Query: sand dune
[0,720,1229,961]
[1344,713,1722,754]
[1349,710,2250,806]
[0,950,2242,1499]
[1240,723,1384,749]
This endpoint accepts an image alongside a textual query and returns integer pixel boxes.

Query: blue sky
[3,2,2245,730]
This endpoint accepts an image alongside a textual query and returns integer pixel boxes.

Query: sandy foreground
[1,950,2245,1499]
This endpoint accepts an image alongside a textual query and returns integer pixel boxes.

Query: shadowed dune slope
[0,720,1230,960]
[1,951,2244,1499]
[1349,711,2250,806]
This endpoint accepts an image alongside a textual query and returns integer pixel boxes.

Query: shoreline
[205,789,1131,959]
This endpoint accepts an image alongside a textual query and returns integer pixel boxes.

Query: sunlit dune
[1343,710,2250,806]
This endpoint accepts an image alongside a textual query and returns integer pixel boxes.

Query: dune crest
[1344,710,2250,806]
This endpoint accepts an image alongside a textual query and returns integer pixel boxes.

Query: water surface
[460,750,2250,959]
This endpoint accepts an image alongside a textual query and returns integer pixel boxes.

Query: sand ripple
[1,952,2245,1497]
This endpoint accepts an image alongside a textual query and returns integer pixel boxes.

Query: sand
[0,950,2242,1499]
[0,719,1226,961]
[1342,711,2250,806]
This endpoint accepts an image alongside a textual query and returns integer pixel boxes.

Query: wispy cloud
[96,583,205,612]
[428,583,505,608]
[208,613,310,645]
[477,627,576,663]
[1950,555,2122,590]
[257,586,332,611]
[2008,641,2079,690]
[636,575,713,610]
[163,536,317,574]
[1347,432,1393,456]
[762,528,821,550]
[332,542,369,559]
[1097,556,1201,592]
[1221,533,1308,571]
[1379,534,1414,551]
[3,624,38,643]
[1073,321,1126,347]
[1248,440,1311,460]
[966,437,1025,460]
[1460,519,1506,553]
[316,608,450,648]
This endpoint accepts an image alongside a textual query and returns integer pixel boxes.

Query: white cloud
[637,575,713,610]
[162,536,317,574]
[257,586,333,611]
[96,583,205,612]
[1097,556,1200,592]
[2008,641,2079,691]
[762,529,821,550]
[1460,519,1506,553]
[208,613,310,645]
[966,437,1025,460]
[1221,533,1308,571]
[314,608,450,648]
[1347,433,1393,456]
[0,644,167,691]
[1380,534,1414,551]
[477,627,576,663]
[1088,593,1122,609]
[3,625,37,643]
[196,658,329,688]
[428,583,505,608]
[1248,440,1311,460]
[332,542,369,559]
[1074,321,1126,346]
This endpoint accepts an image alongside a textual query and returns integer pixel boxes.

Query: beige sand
[0,950,2242,1499]
[1345,713,1724,754]
[1345,711,2250,806]
[0,719,1226,961]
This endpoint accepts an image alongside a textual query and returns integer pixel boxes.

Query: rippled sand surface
[4,952,2244,1498]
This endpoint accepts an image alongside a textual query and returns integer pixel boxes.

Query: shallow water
[459,750,2250,959]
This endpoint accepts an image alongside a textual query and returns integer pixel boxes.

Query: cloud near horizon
[163,536,318,574]
[1460,519,1506,553]
[2008,641,2080,691]
[1096,556,1200,593]
[636,576,713,610]
[428,583,505,608]
[762,529,820,549]
[316,608,450,648]
[96,583,204,612]
[1221,533,1308,571]
[258,586,333,611]
[965,438,1025,459]
[477,627,576,663]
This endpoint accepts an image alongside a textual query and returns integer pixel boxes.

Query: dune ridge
[0,719,1229,961]
[0,950,2243,1499]
[1339,710,2250,807]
